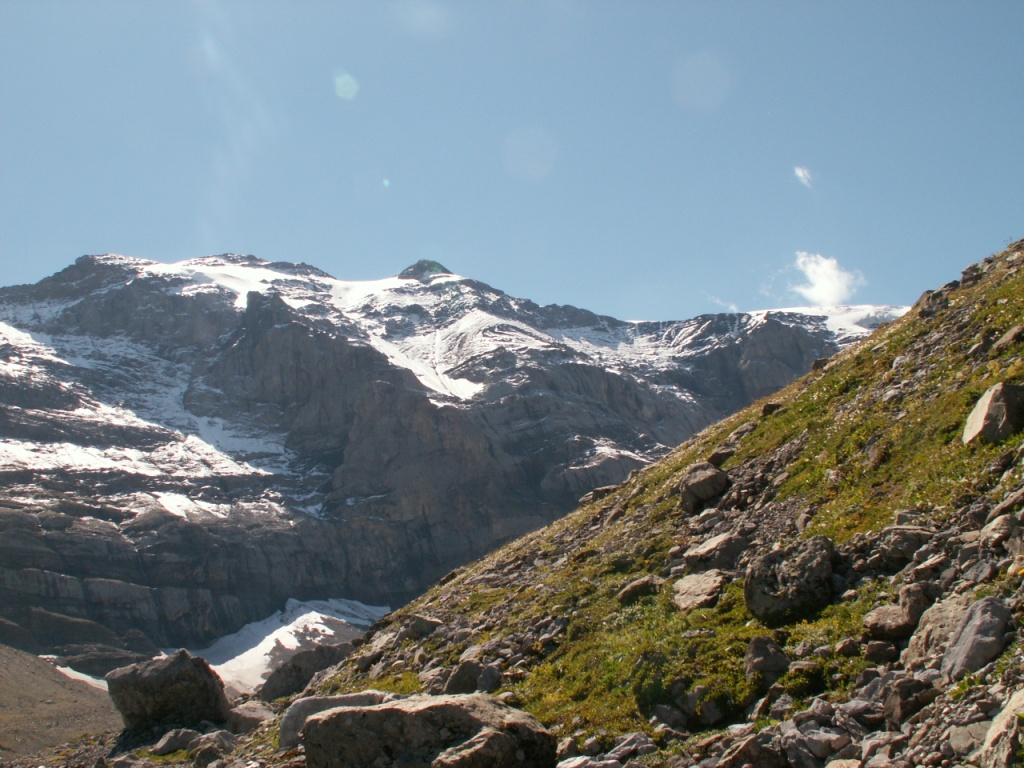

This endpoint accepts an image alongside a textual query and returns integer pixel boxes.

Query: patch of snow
[54,665,108,691]
[188,597,389,694]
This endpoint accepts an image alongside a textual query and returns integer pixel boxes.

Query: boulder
[301,693,556,768]
[151,728,201,756]
[258,642,353,701]
[743,536,834,624]
[227,700,275,734]
[963,382,1024,444]
[615,574,664,605]
[941,597,1013,681]
[679,462,730,514]
[398,614,445,641]
[279,691,400,749]
[743,636,790,690]
[683,532,748,571]
[978,687,1024,768]
[864,583,932,640]
[904,592,973,669]
[672,569,727,612]
[104,649,230,731]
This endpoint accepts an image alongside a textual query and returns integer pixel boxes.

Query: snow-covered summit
[29,254,905,406]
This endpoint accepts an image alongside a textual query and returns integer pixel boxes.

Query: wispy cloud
[706,294,739,313]
[791,252,865,305]
[794,166,812,189]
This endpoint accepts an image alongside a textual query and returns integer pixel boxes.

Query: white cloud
[791,252,866,306]
[794,166,812,188]
[706,294,739,313]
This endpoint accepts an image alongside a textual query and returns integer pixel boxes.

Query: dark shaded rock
[679,462,730,514]
[444,659,484,695]
[744,636,791,690]
[883,677,933,729]
[104,649,230,731]
[301,693,556,768]
[227,701,275,734]
[743,535,834,624]
[258,642,353,701]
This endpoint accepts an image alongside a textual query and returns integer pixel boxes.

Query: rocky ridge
[0,254,898,668]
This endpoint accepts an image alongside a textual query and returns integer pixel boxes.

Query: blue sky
[1,1,1021,321]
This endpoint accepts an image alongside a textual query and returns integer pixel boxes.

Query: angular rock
[672,569,727,612]
[476,664,503,694]
[978,687,1024,768]
[963,382,1024,444]
[188,730,237,768]
[683,532,747,571]
[445,659,484,695]
[882,677,933,729]
[151,728,201,756]
[716,731,788,768]
[615,574,664,605]
[279,690,399,748]
[227,700,275,734]
[679,462,730,514]
[258,642,353,701]
[744,536,834,624]
[398,614,445,642]
[104,649,230,731]
[743,636,790,690]
[941,596,1013,681]
[904,592,973,669]
[301,693,556,768]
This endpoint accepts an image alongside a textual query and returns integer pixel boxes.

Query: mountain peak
[398,260,453,281]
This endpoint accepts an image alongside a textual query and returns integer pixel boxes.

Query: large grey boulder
[301,693,556,768]
[279,691,400,749]
[104,649,230,731]
[743,536,834,625]
[672,570,727,612]
[963,382,1024,444]
[941,597,1013,681]
[904,592,973,669]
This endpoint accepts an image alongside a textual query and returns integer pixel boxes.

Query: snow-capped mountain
[0,253,905,671]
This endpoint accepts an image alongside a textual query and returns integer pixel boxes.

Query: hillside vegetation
[301,239,1024,765]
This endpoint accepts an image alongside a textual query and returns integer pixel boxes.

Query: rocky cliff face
[0,254,902,664]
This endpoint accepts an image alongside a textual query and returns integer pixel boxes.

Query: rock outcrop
[104,649,230,731]
[301,693,556,768]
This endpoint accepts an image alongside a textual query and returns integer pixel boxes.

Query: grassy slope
[315,240,1024,747]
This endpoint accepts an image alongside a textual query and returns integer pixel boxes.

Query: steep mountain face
[0,253,902,662]
[310,240,1024,767]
